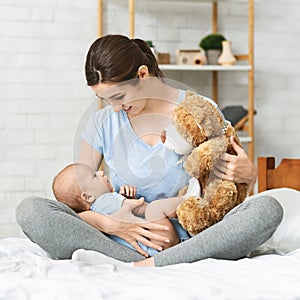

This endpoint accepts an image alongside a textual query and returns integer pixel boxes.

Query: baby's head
[52,163,113,212]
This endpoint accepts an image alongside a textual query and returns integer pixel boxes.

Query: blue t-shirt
[90,192,125,214]
[81,90,222,202]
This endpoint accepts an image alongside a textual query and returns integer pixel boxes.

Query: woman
[16,34,283,267]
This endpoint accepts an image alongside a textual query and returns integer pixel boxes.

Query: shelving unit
[97,0,255,161]
[159,65,251,71]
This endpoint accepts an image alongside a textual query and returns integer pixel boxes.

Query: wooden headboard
[258,157,300,192]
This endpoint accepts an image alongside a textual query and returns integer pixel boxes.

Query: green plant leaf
[199,33,226,50]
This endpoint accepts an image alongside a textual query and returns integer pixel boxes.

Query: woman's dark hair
[85,34,164,86]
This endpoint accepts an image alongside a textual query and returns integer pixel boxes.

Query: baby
[52,163,200,256]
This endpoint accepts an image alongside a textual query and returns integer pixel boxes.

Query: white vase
[218,40,236,66]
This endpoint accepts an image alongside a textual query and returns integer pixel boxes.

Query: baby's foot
[183,177,201,199]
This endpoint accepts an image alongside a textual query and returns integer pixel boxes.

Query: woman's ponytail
[132,38,164,78]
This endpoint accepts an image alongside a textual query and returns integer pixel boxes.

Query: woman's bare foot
[134,256,155,267]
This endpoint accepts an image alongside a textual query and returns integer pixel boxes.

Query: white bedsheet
[1,237,300,300]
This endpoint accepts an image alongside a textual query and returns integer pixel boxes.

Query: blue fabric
[169,218,191,242]
[82,90,191,202]
[90,192,125,214]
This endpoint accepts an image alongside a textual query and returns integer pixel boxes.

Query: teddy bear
[163,90,248,235]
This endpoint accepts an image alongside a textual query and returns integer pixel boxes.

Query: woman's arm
[214,136,257,191]
[78,140,103,171]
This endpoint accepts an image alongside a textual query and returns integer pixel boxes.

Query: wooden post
[129,0,135,38]
[257,157,274,192]
[98,0,103,37]
[212,71,218,104]
[212,1,218,103]
[212,1,218,33]
[248,0,254,162]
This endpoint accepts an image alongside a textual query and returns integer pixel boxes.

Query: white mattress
[1,237,300,300]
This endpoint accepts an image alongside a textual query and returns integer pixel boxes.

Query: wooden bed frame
[257,156,300,192]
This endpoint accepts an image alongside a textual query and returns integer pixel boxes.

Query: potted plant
[146,40,158,59]
[199,33,226,65]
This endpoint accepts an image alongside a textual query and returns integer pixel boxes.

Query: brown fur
[173,91,248,235]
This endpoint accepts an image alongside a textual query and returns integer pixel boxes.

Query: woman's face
[91,80,148,116]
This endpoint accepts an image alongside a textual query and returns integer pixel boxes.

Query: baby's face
[76,166,113,197]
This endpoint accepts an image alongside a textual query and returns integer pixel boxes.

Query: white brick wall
[0,0,98,237]
[0,0,299,237]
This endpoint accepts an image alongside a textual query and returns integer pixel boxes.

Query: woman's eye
[95,94,105,101]
[113,94,124,101]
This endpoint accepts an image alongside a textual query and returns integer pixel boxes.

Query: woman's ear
[80,192,96,204]
[137,65,149,78]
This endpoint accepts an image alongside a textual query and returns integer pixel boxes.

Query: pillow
[247,188,300,256]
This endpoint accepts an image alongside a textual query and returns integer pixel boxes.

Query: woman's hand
[110,198,169,256]
[79,200,169,257]
[107,214,169,257]
[214,136,257,191]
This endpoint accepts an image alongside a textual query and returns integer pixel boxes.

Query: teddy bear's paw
[236,182,248,205]
[183,177,201,199]
[204,180,238,220]
[176,196,213,235]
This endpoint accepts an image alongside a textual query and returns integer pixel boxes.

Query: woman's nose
[113,104,123,112]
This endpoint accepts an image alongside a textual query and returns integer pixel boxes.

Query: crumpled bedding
[1,237,300,300]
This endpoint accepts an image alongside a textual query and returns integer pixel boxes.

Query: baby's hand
[119,185,137,199]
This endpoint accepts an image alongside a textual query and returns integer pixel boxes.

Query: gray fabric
[16,195,283,266]
[154,196,283,267]
[16,197,144,262]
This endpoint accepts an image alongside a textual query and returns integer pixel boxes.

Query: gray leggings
[16,195,283,267]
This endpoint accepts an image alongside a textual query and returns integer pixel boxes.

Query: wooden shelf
[114,0,249,3]
[239,136,252,143]
[159,64,251,71]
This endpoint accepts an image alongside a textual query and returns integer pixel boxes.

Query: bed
[1,157,300,300]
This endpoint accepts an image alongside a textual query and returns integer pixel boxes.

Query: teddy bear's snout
[162,124,193,155]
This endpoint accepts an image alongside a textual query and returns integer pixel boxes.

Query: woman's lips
[123,106,132,112]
